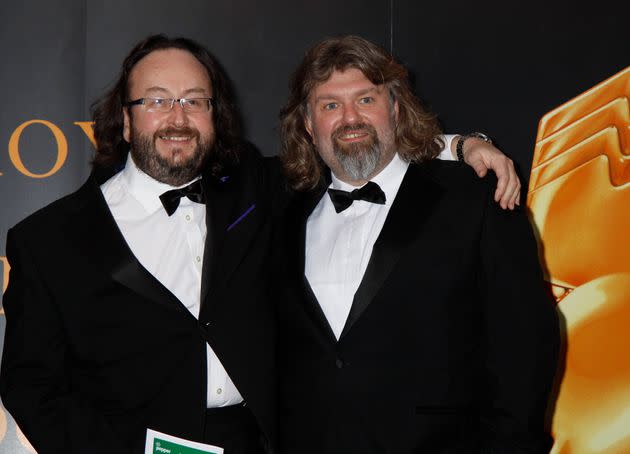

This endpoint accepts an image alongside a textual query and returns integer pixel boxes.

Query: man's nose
[342,103,360,124]
[168,100,189,125]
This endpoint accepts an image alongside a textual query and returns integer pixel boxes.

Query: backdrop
[0,0,627,452]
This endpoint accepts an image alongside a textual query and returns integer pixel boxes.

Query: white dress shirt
[305,135,456,339]
[101,155,243,407]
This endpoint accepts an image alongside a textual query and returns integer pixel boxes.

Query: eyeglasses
[125,97,214,113]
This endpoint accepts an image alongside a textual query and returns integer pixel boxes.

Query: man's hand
[452,136,521,210]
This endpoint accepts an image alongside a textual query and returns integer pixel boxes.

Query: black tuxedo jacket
[277,161,559,454]
[0,152,283,453]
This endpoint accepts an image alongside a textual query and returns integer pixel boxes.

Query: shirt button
[216,388,222,395]
[186,215,191,221]
[196,256,201,262]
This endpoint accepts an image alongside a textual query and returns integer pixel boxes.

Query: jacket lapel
[70,176,189,315]
[200,170,263,311]
[339,163,444,339]
[295,187,338,344]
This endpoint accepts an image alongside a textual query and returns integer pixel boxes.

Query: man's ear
[123,107,131,143]
[304,115,317,145]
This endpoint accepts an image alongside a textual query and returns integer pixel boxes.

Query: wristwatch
[456,132,493,161]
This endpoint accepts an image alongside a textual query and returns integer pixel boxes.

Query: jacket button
[201,321,211,329]
[335,358,344,369]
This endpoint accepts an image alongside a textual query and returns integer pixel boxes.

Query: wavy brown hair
[91,34,241,177]
[280,35,443,191]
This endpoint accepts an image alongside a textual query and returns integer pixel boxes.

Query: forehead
[127,48,212,96]
[310,68,382,100]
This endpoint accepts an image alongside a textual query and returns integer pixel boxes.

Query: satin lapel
[295,188,338,344]
[200,173,263,308]
[339,164,444,340]
[70,176,188,315]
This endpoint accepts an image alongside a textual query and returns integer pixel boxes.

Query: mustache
[154,126,200,139]
[331,123,377,140]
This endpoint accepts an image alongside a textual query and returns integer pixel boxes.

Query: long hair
[91,34,241,177]
[279,35,443,191]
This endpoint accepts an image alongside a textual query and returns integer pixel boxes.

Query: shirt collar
[120,153,202,213]
[329,153,409,206]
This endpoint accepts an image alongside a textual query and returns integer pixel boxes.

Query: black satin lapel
[296,188,338,343]
[339,164,444,339]
[73,177,188,314]
[200,177,228,303]
[110,260,189,315]
[302,276,338,344]
[201,174,263,306]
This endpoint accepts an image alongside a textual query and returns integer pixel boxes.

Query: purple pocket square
[226,204,256,231]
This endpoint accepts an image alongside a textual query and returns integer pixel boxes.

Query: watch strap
[456,132,493,161]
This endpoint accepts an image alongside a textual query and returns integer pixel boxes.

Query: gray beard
[129,132,213,186]
[333,140,381,181]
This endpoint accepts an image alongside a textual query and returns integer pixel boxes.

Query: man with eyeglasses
[0,34,521,454]
[1,35,278,454]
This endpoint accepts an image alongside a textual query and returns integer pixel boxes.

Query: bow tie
[159,179,206,216]
[327,181,386,213]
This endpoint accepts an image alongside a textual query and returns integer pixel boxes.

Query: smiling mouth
[159,135,192,142]
[339,132,368,140]
[333,123,375,143]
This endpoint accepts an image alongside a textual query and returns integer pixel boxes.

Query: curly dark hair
[279,35,443,191]
[91,34,241,177]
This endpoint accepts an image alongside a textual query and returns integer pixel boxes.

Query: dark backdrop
[0,0,627,451]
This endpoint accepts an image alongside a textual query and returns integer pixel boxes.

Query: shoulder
[414,160,532,238]
[409,160,497,212]
[413,159,497,201]
[9,178,96,240]
[236,148,288,200]
[409,159,530,226]
[209,148,289,215]
[227,146,281,185]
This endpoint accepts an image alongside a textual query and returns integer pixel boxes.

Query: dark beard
[129,126,214,186]
[331,123,381,181]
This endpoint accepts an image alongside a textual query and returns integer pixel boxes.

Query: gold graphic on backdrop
[8,120,68,178]
[2,120,95,179]
[527,66,630,454]
[73,121,96,147]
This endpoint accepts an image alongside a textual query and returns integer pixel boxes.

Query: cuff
[437,134,457,161]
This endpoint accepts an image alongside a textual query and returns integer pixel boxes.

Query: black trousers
[203,404,266,454]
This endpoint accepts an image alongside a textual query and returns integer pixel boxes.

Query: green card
[145,429,223,454]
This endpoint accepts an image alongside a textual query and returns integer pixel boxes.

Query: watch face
[471,132,492,143]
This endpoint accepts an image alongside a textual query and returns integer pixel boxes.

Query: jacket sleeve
[0,227,130,454]
[478,196,560,453]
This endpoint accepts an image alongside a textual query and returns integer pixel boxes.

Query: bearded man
[0,35,280,454]
[277,36,559,454]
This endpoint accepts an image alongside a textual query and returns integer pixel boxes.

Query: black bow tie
[159,179,206,216]
[327,181,386,213]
